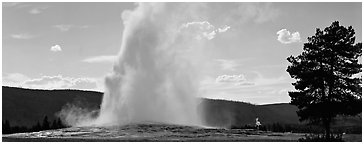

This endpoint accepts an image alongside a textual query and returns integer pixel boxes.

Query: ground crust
[2,123,360,142]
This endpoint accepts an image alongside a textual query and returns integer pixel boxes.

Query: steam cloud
[56,98,100,127]
[57,103,99,126]
[95,3,204,126]
[60,3,226,127]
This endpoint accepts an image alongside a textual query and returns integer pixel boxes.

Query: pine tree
[57,118,65,128]
[42,116,50,130]
[51,119,58,129]
[34,121,42,131]
[3,120,11,134]
[287,21,362,141]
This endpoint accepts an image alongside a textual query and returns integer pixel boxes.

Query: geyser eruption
[92,3,206,126]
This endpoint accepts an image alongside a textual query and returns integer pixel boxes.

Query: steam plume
[92,3,206,126]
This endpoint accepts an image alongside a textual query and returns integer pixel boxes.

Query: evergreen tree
[34,121,42,131]
[57,118,65,128]
[3,120,11,134]
[287,21,362,141]
[51,119,58,129]
[42,116,50,130]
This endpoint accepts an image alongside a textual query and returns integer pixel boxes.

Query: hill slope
[2,86,361,129]
[200,99,300,127]
[2,86,102,127]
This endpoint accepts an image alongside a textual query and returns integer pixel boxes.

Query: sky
[2,2,362,104]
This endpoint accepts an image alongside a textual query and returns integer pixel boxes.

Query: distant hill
[200,99,300,127]
[2,86,361,129]
[2,86,102,127]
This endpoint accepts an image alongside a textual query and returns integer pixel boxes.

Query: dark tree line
[2,115,67,134]
[265,123,360,134]
[231,122,360,134]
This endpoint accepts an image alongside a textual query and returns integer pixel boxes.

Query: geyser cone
[94,3,203,126]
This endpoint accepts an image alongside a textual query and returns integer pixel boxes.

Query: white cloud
[3,2,21,7]
[199,73,292,104]
[11,33,34,39]
[181,21,231,40]
[3,73,102,91]
[252,72,291,86]
[215,59,240,71]
[53,25,73,32]
[29,6,48,14]
[53,24,89,32]
[182,21,215,30]
[50,45,62,52]
[216,74,245,83]
[216,74,254,86]
[82,55,117,63]
[204,31,216,40]
[276,29,301,44]
[198,72,294,104]
[21,75,98,90]
[2,73,30,86]
[278,88,289,95]
[29,8,41,14]
[218,25,231,33]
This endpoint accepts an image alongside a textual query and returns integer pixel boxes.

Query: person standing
[255,117,261,130]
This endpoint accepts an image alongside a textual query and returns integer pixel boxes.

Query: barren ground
[2,123,361,142]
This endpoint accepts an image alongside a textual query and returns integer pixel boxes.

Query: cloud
[278,88,289,95]
[183,21,215,30]
[53,25,73,32]
[11,33,34,39]
[3,2,21,7]
[3,73,102,91]
[218,25,231,33]
[276,29,301,44]
[50,45,62,52]
[29,8,41,14]
[2,73,30,86]
[53,24,90,32]
[252,72,291,86]
[181,21,231,40]
[22,75,98,90]
[215,59,240,71]
[82,55,117,63]
[29,6,48,14]
[199,75,257,102]
[4,3,48,14]
[199,73,292,104]
[198,70,294,104]
[216,74,245,83]
[216,74,254,86]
